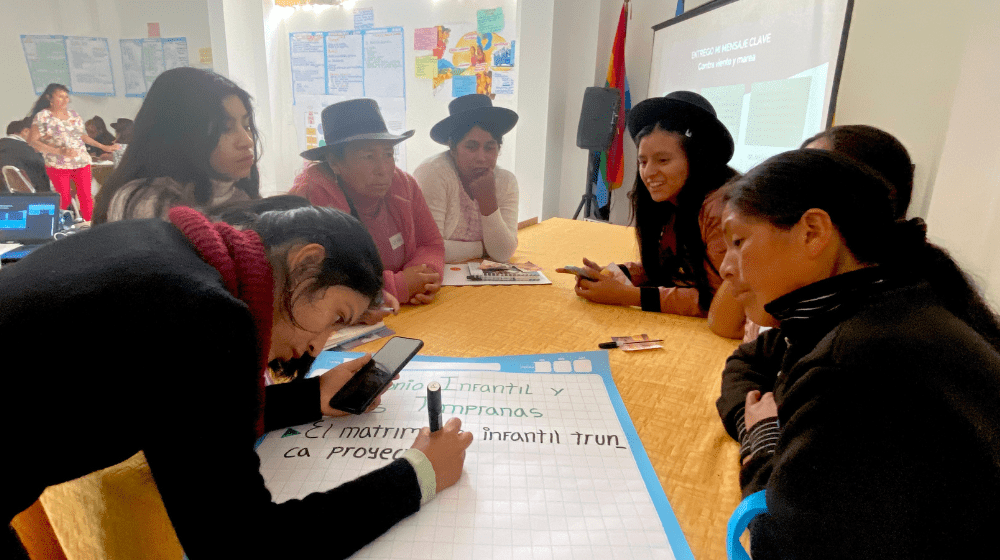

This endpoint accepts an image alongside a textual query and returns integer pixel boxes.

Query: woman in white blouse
[413,94,519,263]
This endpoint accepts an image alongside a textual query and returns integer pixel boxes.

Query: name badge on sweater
[389,233,404,251]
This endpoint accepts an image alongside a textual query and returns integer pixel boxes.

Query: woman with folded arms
[1,204,471,559]
[414,94,520,263]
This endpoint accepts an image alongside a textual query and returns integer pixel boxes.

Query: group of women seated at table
[3,66,999,559]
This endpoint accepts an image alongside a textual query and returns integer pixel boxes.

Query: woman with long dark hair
[92,67,261,224]
[717,149,1000,558]
[1,204,472,558]
[27,83,119,221]
[710,124,916,340]
[560,91,739,317]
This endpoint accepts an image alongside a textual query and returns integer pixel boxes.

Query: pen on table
[378,306,396,314]
[427,382,443,432]
[599,339,664,349]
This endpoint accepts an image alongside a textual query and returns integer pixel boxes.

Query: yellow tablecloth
[20,218,742,560]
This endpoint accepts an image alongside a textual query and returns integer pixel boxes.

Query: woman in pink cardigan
[291,99,443,315]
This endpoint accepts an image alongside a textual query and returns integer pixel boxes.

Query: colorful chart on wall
[412,6,517,99]
[255,351,692,560]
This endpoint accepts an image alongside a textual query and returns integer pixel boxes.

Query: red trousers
[46,166,93,221]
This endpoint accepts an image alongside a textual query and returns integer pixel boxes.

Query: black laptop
[0,192,61,263]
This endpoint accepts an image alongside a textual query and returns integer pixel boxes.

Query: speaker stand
[573,151,599,220]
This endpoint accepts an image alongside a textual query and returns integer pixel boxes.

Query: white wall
[546,0,606,220]
[926,0,1000,308]
[511,0,554,224]
[832,0,973,220]
[0,0,213,128]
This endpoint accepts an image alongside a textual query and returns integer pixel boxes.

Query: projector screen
[648,0,853,172]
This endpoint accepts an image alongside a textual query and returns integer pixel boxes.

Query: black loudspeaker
[576,86,621,151]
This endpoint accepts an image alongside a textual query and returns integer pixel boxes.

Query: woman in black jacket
[716,149,1000,559]
[1,204,472,558]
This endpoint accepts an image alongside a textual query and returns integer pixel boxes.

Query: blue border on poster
[66,36,116,97]
[289,26,405,105]
[258,349,695,560]
[20,35,73,96]
[120,39,146,98]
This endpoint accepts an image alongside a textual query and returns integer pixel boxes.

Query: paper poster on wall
[363,28,405,98]
[65,37,115,96]
[414,55,438,79]
[493,71,514,94]
[21,35,72,95]
[119,37,189,97]
[354,7,374,30]
[294,94,408,170]
[290,32,327,99]
[325,31,364,97]
[120,39,145,97]
[141,38,165,90]
[413,27,437,51]
[452,74,476,97]
[290,27,406,105]
[162,38,189,71]
[413,17,517,99]
[477,7,504,34]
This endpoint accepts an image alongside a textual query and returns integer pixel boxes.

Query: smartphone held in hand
[327,337,424,415]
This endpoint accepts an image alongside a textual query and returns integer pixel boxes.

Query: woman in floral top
[28,83,118,221]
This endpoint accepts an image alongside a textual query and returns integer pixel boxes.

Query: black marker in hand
[427,381,443,432]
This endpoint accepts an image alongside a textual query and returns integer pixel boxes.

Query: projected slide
[648,0,852,172]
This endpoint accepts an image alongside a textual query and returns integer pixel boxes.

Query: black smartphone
[559,265,600,281]
[327,337,424,415]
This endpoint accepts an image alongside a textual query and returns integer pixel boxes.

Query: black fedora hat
[110,118,132,132]
[430,94,518,145]
[627,91,734,163]
[301,98,414,161]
